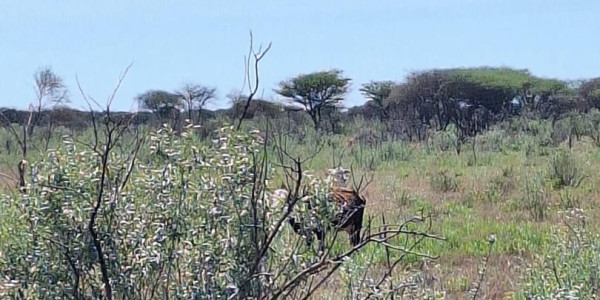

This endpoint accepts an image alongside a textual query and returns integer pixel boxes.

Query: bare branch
[236,30,272,130]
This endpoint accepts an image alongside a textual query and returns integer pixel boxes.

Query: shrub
[430,169,460,193]
[521,173,550,221]
[429,130,455,152]
[519,209,600,298]
[477,129,508,153]
[1,125,284,298]
[0,123,441,299]
[558,188,582,210]
[488,166,515,200]
[547,150,586,189]
[379,141,413,162]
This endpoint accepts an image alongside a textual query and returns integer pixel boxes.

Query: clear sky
[1,0,599,112]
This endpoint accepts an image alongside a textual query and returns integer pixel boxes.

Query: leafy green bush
[378,140,413,162]
[0,123,441,299]
[1,125,285,298]
[430,169,460,193]
[521,172,550,221]
[518,209,600,299]
[477,129,508,153]
[547,150,586,189]
[429,130,456,152]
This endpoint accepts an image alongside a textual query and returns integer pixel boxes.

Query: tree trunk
[311,114,320,131]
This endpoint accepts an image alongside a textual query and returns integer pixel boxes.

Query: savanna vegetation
[1,38,600,299]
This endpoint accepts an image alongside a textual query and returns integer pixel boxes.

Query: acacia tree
[135,90,183,129]
[275,69,350,130]
[175,83,216,123]
[136,90,182,114]
[360,80,394,121]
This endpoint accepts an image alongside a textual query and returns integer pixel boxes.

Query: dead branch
[269,214,443,299]
[79,63,133,300]
[235,31,272,130]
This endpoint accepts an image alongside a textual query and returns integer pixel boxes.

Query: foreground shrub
[518,208,600,299]
[1,124,277,298]
[0,122,441,299]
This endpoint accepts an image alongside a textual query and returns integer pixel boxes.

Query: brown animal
[327,185,366,246]
[276,167,367,252]
[17,159,27,192]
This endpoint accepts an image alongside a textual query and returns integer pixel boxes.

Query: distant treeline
[2,67,600,140]
[0,99,309,130]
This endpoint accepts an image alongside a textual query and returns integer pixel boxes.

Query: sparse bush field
[1,65,600,299]
[1,111,600,299]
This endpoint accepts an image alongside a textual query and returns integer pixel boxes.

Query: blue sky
[1,0,599,112]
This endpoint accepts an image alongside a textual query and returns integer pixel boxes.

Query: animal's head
[17,159,27,171]
[327,166,351,187]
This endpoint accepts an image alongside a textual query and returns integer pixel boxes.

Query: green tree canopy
[274,69,350,130]
[441,67,569,111]
[360,80,394,120]
[136,90,183,114]
[389,67,570,114]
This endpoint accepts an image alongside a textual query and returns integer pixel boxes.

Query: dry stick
[64,248,81,299]
[0,112,26,155]
[88,132,113,299]
[273,218,443,299]
[252,136,327,298]
[298,263,343,300]
[236,31,272,131]
[357,217,377,287]
[82,64,133,300]
[268,233,310,290]
[45,237,82,298]
[471,134,477,165]
[76,76,101,152]
[24,104,35,154]
[259,122,272,260]
[361,215,439,299]
[382,214,394,299]
[470,239,494,300]
[0,109,35,191]
[242,155,306,295]
[255,132,277,297]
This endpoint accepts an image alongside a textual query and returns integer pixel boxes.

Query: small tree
[235,31,271,130]
[175,83,216,123]
[136,90,182,115]
[0,67,68,189]
[360,80,394,121]
[31,67,69,136]
[275,69,350,130]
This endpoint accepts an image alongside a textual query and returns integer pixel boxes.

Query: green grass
[2,113,600,298]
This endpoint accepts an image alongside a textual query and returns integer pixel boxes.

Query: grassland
[1,113,599,299]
